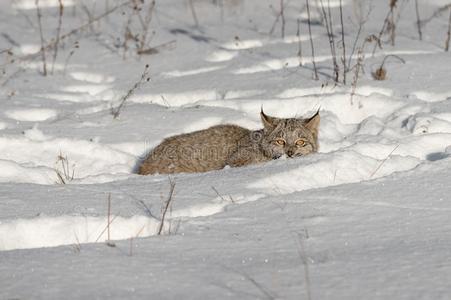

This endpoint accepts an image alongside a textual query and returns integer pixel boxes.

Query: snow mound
[5,109,57,122]
[0,215,159,251]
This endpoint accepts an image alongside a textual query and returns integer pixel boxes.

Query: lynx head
[259,109,320,159]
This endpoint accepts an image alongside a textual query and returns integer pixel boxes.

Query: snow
[1,0,451,298]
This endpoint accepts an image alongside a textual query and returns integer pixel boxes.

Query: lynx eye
[274,139,286,146]
[295,139,306,147]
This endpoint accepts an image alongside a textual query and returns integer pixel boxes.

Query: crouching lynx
[138,109,320,175]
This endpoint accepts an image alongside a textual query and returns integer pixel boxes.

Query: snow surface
[1,0,451,299]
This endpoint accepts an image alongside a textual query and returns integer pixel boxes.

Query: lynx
[137,109,320,175]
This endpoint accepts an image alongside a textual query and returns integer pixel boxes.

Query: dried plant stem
[280,0,285,39]
[189,0,199,27]
[371,10,391,56]
[35,0,47,76]
[55,152,75,184]
[414,0,422,41]
[138,0,156,53]
[420,4,451,27]
[445,8,451,51]
[16,1,129,64]
[112,64,150,118]
[297,18,303,66]
[157,178,176,235]
[347,21,363,70]
[95,215,118,242]
[63,41,79,75]
[350,35,380,104]
[51,0,64,74]
[370,145,399,178]
[389,0,397,46]
[319,0,339,83]
[107,193,111,241]
[306,0,318,80]
[379,54,405,69]
[339,0,346,84]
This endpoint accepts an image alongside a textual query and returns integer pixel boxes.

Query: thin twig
[350,35,380,104]
[372,54,405,80]
[280,0,285,39]
[371,10,391,56]
[306,0,318,80]
[414,0,422,41]
[445,8,451,51]
[94,215,118,242]
[211,186,235,204]
[189,0,199,27]
[157,178,176,235]
[35,0,47,76]
[297,19,303,66]
[63,41,79,75]
[111,64,150,118]
[11,1,130,65]
[339,0,346,84]
[389,0,397,46]
[138,0,156,53]
[107,193,111,241]
[370,144,399,178]
[319,0,339,83]
[51,0,64,74]
[419,4,451,27]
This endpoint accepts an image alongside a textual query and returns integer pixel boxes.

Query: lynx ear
[305,110,320,138]
[261,108,280,130]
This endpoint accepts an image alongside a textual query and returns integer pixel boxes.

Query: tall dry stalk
[319,0,339,83]
[306,0,318,80]
[112,64,150,118]
[445,8,451,51]
[157,178,176,235]
[51,0,64,74]
[297,18,303,66]
[414,0,422,40]
[35,0,47,76]
[107,193,112,241]
[372,1,398,56]
[189,0,199,27]
[339,0,346,84]
[280,0,285,39]
[389,0,397,46]
[350,35,380,105]
[138,0,156,54]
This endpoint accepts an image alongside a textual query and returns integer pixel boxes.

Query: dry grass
[414,0,422,41]
[51,0,64,75]
[35,0,47,76]
[339,0,346,84]
[445,8,451,51]
[157,177,176,235]
[370,144,400,178]
[319,0,339,83]
[211,186,235,204]
[372,54,405,81]
[55,152,75,184]
[111,64,151,119]
[306,0,319,80]
[350,35,381,105]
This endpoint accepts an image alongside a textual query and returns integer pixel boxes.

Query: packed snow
[1,0,451,298]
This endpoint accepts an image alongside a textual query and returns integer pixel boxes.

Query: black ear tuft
[260,108,280,130]
[305,109,320,138]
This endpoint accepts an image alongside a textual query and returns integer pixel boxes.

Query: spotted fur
[138,110,320,175]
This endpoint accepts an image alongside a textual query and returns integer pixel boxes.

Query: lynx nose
[287,149,294,157]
